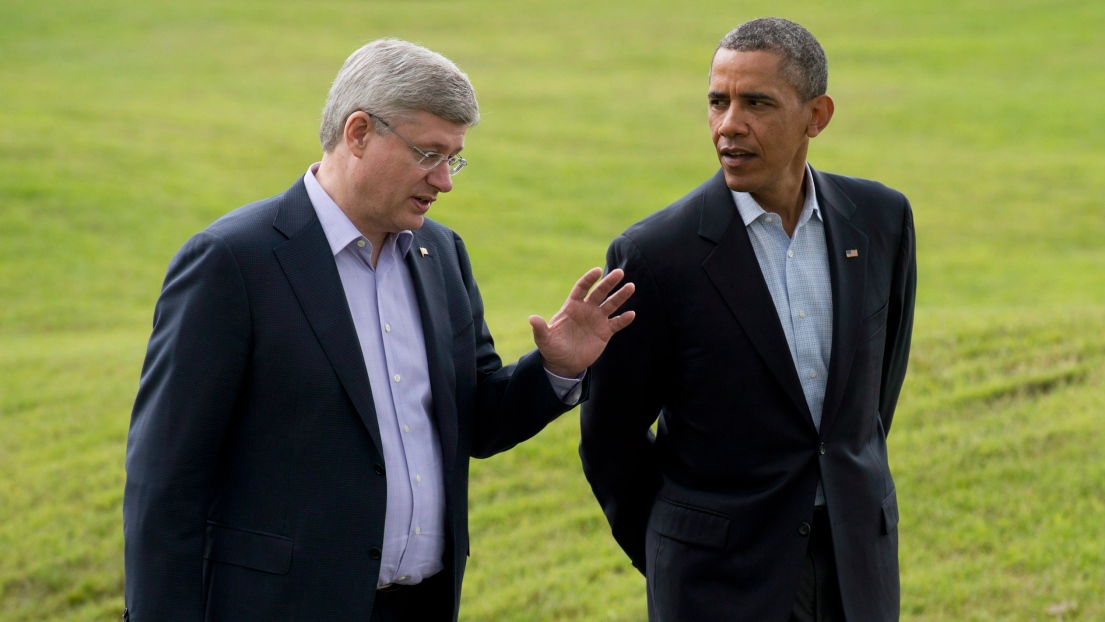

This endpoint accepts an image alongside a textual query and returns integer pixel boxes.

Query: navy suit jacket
[580,168,916,621]
[123,178,575,620]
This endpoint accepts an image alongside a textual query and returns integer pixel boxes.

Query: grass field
[2,0,1103,620]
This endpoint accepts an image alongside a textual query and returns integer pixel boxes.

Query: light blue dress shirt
[304,164,582,586]
[731,165,832,506]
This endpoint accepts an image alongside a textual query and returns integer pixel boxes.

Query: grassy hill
[1,0,1102,619]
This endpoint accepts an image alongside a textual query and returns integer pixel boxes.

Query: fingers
[599,281,634,312]
[582,268,625,303]
[608,310,636,333]
[568,267,605,301]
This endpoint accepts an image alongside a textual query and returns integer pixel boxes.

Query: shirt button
[787,250,794,258]
[394,374,401,383]
[559,389,568,398]
[809,370,817,379]
[799,310,806,319]
[765,217,773,223]
[415,474,422,483]
[396,575,409,582]
[404,424,410,433]
[415,526,421,535]
[385,324,391,333]
[819,442,827,455]
[357,239,366,248]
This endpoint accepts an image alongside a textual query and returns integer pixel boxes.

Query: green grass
[2,0,1103,620]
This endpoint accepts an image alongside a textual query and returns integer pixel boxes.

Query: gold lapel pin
[845,249,859,258]
[419,247,430,257]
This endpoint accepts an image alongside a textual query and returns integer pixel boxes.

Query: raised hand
[528,267,636,378]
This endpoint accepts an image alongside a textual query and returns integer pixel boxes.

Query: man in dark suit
[123,39,634,621]
[580,18,916,621]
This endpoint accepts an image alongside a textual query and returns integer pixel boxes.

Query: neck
[316,153,388,264]
[752,164,808,237]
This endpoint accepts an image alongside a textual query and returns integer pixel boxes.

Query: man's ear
[806,94,834,138]
[344,111,374,157]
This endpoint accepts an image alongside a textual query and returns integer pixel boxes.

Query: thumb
[529,315,549,347]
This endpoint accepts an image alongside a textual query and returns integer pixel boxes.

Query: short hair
[716,18,827,102]
[319,39,480,152]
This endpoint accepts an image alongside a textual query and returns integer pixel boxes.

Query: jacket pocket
[204,522,293,575]
[860,300,890,341]
[650,497,730,550]
[881,488,899,535]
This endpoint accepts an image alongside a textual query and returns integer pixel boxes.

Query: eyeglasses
[367,113,467,175]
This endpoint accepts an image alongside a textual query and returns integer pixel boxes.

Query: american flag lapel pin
[419,247,430,257]
[845,249,859,258]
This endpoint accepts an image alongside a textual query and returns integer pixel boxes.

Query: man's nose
[716,106,749,137]
[427,162,454,193]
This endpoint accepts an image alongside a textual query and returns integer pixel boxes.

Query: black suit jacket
[580,168,915,621]
[123,178,575,621]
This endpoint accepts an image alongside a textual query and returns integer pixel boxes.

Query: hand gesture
[529,267,636,378]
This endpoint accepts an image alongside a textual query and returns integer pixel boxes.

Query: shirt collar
[303,162,414,258]
[731,164,821,228]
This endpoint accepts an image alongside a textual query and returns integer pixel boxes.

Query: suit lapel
[814,169,868,438]
[698,171,814,424]
[405,233,458,470]
[271,180,383,455]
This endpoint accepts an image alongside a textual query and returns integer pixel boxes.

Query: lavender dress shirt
[304,164,582,587]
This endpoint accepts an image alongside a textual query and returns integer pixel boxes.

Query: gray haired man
[123,39,634,621]
[581,18,915,621]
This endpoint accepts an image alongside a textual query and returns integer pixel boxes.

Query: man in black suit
[123,39,634,621]
[580,18,916,621]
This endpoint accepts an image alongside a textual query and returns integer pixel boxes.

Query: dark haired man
[581,17,915,621]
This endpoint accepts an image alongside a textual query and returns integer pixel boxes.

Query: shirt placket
[376,245,429,580]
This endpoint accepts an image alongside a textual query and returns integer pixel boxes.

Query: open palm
[529,267,636,378]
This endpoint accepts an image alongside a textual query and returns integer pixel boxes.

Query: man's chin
[721,170,757,193]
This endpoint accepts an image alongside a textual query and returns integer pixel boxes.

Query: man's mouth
[412,195,435,211]
[718,147,755,166]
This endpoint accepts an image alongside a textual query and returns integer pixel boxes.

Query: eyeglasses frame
[365,113,467,175]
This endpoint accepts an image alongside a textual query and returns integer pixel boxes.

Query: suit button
[370,547,382,559]
[819,443,827,455]
[799,522,811,536]
[374,463,385,476]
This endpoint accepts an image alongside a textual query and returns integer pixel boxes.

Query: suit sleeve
[579,235,667,573]
[123,232,251,620]
[878,199,917,436]
[448,234,575,459]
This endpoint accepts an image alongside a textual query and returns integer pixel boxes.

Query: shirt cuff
[544,368,586,405]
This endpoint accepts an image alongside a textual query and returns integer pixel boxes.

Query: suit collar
[813,168,868,438]
[272,177,317,240]
[271,179,385,455]
[697,169,737,243]
[697,166,871,435]
[698,170,814,424]
[405,230,459,470]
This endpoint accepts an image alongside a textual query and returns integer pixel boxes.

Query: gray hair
[716,18,827,102]
[319,39,480,152]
